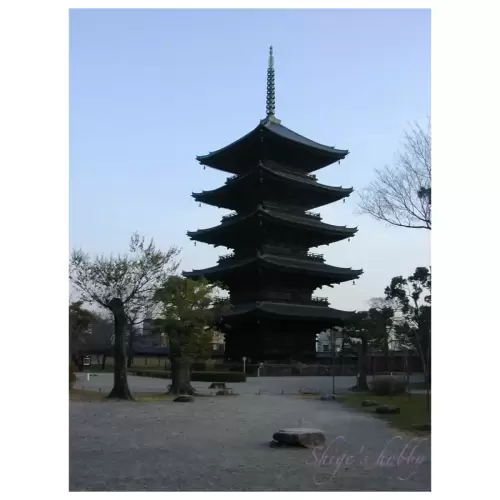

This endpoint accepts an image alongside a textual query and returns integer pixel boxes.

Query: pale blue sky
[69,8,431,311]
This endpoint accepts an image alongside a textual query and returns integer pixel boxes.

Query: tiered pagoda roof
[222,302,355,321]
[193,161,353,210]
[187,204,358,248]
[184,252,362,287]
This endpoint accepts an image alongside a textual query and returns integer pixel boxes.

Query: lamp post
[331,328,337,395]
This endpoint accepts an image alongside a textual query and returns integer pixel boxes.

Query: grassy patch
[339,392,430,434]
[409,382,428,391]
[70,389,107,401]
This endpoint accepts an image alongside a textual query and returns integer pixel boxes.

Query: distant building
[316,329,343,353]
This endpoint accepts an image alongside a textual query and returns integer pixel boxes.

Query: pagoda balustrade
[311,296,330,306]
[223,166,317,186]
[305,210,321,219]
[306,252,325,262]
[225,291,330,306]
[217,253,235,262]
[226,174,239,183]
[221,211,238,221]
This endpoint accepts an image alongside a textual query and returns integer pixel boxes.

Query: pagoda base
[223,320,319,363]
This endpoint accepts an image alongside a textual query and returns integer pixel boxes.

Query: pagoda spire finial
[266,45,276,119]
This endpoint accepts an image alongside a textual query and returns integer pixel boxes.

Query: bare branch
[357,118,431,230]
[69,233,181,319]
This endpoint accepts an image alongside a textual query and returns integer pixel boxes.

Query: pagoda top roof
[183,253,363,281]
[221,301,355,321]
[196,117,348,173]
[263,119,347,156]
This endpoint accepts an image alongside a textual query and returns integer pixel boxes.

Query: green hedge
[131,369,246,383]
[193,371,246,382]
[370,376,408,396]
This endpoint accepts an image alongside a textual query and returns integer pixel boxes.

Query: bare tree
[358,119,431,230]
[70,232,180,399]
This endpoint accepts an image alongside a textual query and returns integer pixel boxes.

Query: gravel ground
[70,375,431,491]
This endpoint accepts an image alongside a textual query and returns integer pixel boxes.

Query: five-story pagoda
[183,47,363,362]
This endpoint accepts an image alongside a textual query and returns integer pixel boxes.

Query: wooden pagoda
[183,47,363,362]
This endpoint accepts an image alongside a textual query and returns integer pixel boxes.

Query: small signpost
[83,356,91,381]
[242,356,247,374]
[330,329,337,395]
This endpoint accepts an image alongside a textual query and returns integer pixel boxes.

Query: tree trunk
[169,357,195,395]
[101,354,107,371]
[356,339,370,391]
[424,344,431,422]
[127,325,135,368]
[383,337,390,372]
[107,298,133,400]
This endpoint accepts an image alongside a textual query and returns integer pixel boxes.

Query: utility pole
[331,328,337,395]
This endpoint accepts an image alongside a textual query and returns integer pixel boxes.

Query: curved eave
[192,165,353,208]
[263,120,348,158]
[183,255,363,282]
[221,301,356,321]
[187,208,357,242]
[196,125,260,166]
[196,119,349,170]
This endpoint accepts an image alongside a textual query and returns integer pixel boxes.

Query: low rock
[299,388,321,395]
[375,405,400,414]
[216,389,234,396]
[413,423,431,432]
[362,400,380,407]
[173,395,194,403]
[320,394,337,401]
[209,382,226,390]
[272,428,326,448]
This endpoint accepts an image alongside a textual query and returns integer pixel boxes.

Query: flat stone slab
[209,382,227,389]
[173,395,194,403]
[272,428,326,448]
[216,389,235,396]
[375,405,400,414]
